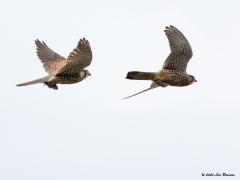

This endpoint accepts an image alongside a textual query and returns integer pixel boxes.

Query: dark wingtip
[16,83,25,87]
[126,71,138,79]
[126,72,132,79]
[35,38,45,46]
[165,25,176,31]
[35,39,39,45]
[35,38,40,43]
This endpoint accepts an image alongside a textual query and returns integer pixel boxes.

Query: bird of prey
[16,38,92,90]
[124,25,196,99]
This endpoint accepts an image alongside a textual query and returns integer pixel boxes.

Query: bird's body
[17,38,92,90]
[44,70,90,89]
[124,25,196,99]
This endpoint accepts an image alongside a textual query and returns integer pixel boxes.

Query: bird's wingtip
[16,83,23,87]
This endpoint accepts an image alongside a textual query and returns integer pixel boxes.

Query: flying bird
[17,38,92,90]
[124,25,196,99]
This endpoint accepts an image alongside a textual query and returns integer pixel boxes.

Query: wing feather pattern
[56,38,92,75]
[162,25,193,72]
[35,39,67,75]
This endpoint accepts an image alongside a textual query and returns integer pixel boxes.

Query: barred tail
[126,71,156,80]
[16,76,50,87]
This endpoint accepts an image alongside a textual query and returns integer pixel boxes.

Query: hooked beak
[87,71,91,76]
[194,78,197,82]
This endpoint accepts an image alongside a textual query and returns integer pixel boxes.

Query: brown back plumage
[162,25,193,72]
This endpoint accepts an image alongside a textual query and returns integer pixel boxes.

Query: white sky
[0,0,240,179]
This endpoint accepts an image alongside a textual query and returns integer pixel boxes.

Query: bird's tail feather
[126,71,156,80]
[16,76,50,87]
[122,85,159,100]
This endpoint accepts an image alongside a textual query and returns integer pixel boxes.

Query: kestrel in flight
[124,25,196,99]
[17,38,92,90]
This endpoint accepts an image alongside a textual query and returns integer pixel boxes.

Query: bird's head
[189,75,197,84]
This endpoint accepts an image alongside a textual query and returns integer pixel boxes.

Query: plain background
[0,0,239,179]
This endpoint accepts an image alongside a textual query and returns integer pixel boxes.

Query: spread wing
[35,39,67,75]
[162,25,193,72]
[55,38,92,75]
